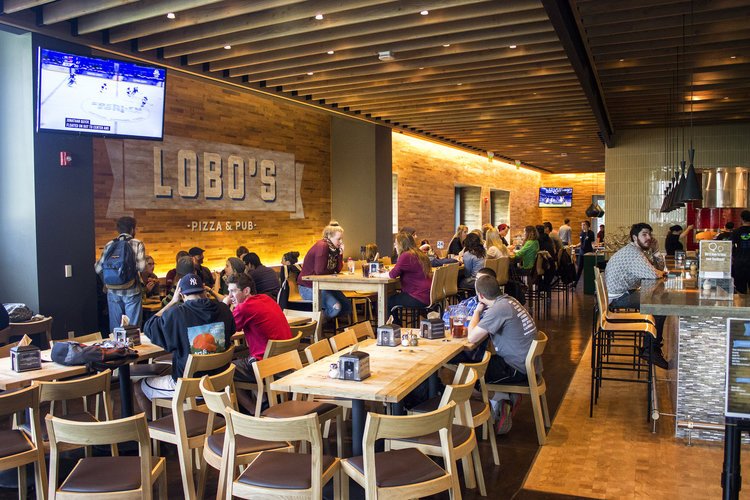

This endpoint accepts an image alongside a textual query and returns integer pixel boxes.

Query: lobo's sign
[104,135,304,218]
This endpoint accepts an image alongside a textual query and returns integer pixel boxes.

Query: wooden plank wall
[94,73,331,276]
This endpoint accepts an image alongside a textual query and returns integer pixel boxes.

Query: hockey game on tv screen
[539,187,573,208]
[37,48,166,139]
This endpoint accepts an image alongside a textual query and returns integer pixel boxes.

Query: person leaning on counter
[604,223,668,369]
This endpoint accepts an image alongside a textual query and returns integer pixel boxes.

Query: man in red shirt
[224,273,291,412]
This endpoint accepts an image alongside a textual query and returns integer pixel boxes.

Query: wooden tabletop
[303,271,398,284]
[271,332,471,403]
[0,337,165,391]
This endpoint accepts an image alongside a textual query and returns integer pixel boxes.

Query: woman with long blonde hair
[485,228,510,258]
[388,232,433,325]
[448,224,468,255]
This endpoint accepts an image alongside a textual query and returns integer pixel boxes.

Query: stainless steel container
[701,167,748,208]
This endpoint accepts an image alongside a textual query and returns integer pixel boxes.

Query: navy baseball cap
[178,273,204,295]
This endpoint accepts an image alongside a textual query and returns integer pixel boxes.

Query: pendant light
[585,173,604,218]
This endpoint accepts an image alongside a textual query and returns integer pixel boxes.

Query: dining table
[303,270,400,326]
[271,330,475,456]
[0,336,165,417]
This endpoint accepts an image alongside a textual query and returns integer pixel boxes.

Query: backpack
[101,237,137,289]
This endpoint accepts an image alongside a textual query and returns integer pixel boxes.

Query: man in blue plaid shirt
[95,216,146,332]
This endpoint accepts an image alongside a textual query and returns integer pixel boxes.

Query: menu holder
[699,240,732,279]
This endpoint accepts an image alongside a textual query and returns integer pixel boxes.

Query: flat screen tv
[37,48,166,140]
[539,187,573,208]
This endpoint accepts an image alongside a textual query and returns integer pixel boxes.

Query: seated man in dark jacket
[134,273,235,413]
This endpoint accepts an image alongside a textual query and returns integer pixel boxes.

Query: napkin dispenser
[11,345,41,372]
[113,325,141,346]
[338,351,371,381]
[420,318,446,339]
[377,324,401,347]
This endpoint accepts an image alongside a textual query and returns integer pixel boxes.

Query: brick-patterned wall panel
[539,173,605,228]
[94,73,331,275]
[392,133,542,247]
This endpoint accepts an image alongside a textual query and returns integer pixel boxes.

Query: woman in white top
[485,228,511,258]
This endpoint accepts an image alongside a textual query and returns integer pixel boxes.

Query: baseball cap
[178,273,204,295]
[498,224,509,231]
[188,246,204,256]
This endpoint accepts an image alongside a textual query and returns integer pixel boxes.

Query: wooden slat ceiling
[1,0,746,173]
[572,0,750,130]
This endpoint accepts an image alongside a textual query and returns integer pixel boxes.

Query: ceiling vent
[378,51,395,61]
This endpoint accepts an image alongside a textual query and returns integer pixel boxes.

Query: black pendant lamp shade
[672,160,687,210]
[681,147,703,202]
[585,202,605,218]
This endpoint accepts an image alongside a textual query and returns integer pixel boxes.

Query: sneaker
[495,400,513,435]
[640,346,669,370]
[509,394,523,416]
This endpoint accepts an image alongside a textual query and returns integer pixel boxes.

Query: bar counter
[640,278,750,441]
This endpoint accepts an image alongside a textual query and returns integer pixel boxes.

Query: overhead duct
[701,167,748,208]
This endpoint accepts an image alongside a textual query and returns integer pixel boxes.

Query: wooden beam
[542,0,614,147]
[198,17,552,68]
[77,0,224,34]
[108,0,302,43]
[162,2,546,58]
[42,0,138,25]
[2,0,53,14]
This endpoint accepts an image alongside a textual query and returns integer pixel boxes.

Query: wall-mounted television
[37,48,166,140]
[539,187,573,208]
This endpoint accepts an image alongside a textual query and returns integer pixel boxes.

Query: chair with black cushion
[199,376,293,500]
[0,384,47,500]
[252,350,344,457]
[147,365,235,500]
[222,409,342,499]
[388,367,486,495]
[487,331,551,445]
[46,413,167,499]
[340,401,461,499]
[27,370,116,456]
[5,316,53,349]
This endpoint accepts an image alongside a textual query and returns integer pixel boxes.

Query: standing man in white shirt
[558,218,572,246]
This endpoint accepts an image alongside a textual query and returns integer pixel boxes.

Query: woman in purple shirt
[388,232,433,325]
[297,224,351,319]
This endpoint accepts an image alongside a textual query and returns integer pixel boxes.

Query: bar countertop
[639,278,750,318]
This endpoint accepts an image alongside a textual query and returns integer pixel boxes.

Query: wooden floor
[523,339,750,499]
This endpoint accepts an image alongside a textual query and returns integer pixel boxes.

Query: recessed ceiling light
[724,96,729,99]
[307,72,314,76]
[327,50,335,55]
[731,55,737,59]
[314,13,324,20]
[224,45,231,50]
[420,10,429,15]
[166,12,175,19]
[619,58,624,62]
[561,153,568,157]
[509,45,517,49]
[443,44,450,47]
[419,67,424,70]
[457,83,462,86]
[533,92,537,95]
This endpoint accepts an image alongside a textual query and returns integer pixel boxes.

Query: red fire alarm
[59,151,72,167]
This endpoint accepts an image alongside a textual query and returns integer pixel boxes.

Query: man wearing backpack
[95,216,146,333]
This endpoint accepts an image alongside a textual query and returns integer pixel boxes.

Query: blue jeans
[107,292,142,333]
[299,285,351,319]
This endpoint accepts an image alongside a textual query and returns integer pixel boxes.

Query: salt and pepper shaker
[409,333,419,346]
[401,334,410,347]
[328,362,339,379]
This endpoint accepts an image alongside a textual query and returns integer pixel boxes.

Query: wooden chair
[391,266,447,327]
[304,338,333,365]
[199,376,293,500]
[5,317,53,349]
[29,370,115,455]
[329,329,357,353]
[286,275,312,309]
[459,351,500,465]
[348,321,375,341]
[147,365,235,500]
[292,320,320,347]
[151,346,235,419]
[252,350,344,457]
[0,385,47,500]
[284,309,323,343]
[264,332,303,358]
[443,262,461,305]
[487,331,551,445]
[46,413,167,499]
[389,368,486,496]
[222,408,342,499]
[0,334,32,358]
[340,402,461,500]
[496,256,510,286]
